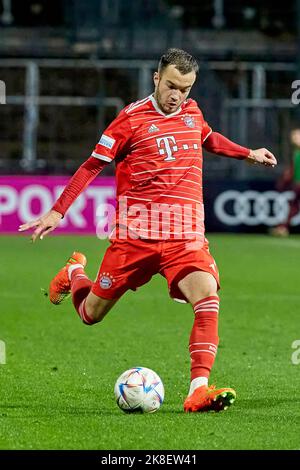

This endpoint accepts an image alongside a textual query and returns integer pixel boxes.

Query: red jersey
[91,95,212,240]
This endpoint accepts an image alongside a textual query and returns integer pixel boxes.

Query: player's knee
[198,276,218,300]
[192,290,217,303]
[184,288,218,305]
[191,283,218,303]
[199,286,218,298]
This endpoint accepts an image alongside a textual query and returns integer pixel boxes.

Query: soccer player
[270,127,300,236]
[19,48,277,412]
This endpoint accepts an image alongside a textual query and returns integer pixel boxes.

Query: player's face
[291,129,300,147]
[153,65,196,114]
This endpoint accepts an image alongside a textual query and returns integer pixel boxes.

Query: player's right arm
[19,109,132,242]
[18,156,107,242]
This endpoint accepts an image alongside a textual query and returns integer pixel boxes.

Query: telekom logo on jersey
[156,136,199,161]
[156,136,177,161]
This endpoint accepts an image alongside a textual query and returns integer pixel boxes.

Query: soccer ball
[114,367,164,413]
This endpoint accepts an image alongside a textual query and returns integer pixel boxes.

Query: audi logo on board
[214,190,300,226]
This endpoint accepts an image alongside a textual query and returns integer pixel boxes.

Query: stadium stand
[0,0,299,178]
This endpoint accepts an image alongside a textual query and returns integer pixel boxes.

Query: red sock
[189,295,219,380]
[70,268,94,325]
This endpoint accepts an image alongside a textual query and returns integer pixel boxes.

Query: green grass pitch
[0,234,300,450]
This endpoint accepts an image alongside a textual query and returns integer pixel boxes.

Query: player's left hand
[247,148,277,167]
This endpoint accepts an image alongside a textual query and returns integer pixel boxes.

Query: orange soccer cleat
[184,385,236,413]
[49,251,87,305]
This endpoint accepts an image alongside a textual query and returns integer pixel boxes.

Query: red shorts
[91,238,220,303]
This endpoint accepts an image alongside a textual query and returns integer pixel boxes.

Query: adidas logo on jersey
[148,124,159,133]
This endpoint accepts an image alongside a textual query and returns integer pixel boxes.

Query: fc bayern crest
[183,115,195,128]
[99,273,114,289]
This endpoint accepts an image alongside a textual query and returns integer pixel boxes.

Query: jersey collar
[149,94,184,117]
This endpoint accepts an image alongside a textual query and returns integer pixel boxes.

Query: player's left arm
[203,131,277,167]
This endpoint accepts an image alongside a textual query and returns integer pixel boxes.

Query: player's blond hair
[158,48,199,76]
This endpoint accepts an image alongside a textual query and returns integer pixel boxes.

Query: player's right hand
[18,209,63,242]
